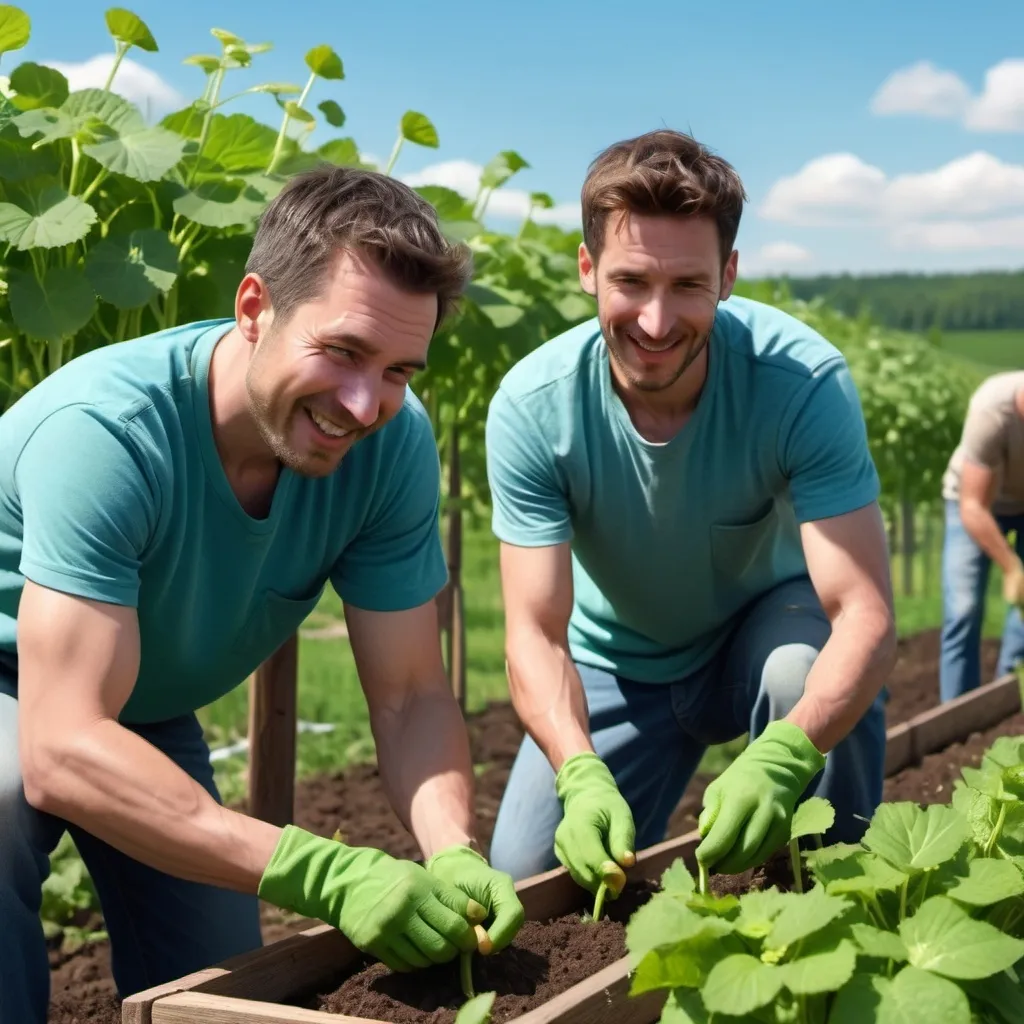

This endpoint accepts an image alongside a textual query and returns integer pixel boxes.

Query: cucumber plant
[625,735,1024,1023]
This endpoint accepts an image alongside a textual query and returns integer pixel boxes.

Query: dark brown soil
[43,628,1004,1022]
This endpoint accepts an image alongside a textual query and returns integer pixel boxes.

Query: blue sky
[11,0,1024,277]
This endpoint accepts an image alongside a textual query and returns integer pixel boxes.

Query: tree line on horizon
[755,268,1024,334]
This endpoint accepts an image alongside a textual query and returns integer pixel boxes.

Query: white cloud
[759,154,886,226]
[889,217,1024,251]
[870,60,971,119]
[966,59,1024,132]
[758,241,813,264]
[870,57,1024,132]
[760,149,1024,254]
[43,54,185,122]
[761,150,1024,225]
[400,159,581,228]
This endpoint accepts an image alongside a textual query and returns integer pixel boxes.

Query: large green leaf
[316,137,362,167]
[480,149,529,190]
[14,106,76,145]
[0,186,96,249]
[400,110,438,148]
[7,266,96,341]
[305,44,343,80]
[8,61,68,110]
[85,229,179,309]
[0,121,59,180]
[63,88,145,135]
[161,103,207,139]
[172,179,266,228]
[105,8,157,51]
[195,113,277,174]
[700,953,783,1016]
[83,124,186,182]
[900,895,1024,980]
[863,802,969,873]
[879,964,971,1024]
[945,858,1024,906]
[0,4,30,57]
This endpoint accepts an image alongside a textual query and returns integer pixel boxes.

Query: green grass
[200,518,1015,802]
[935,330,1023,371]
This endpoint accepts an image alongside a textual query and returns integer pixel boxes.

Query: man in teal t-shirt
[485,130,897,898]
[0,166,522,1024]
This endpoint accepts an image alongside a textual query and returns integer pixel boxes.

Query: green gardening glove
[695,720,826,875]
[425,843,525,953]
[553,752,636,896]
[258,825,484,972]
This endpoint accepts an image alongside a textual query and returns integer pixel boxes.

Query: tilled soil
[44,628,1006,1022]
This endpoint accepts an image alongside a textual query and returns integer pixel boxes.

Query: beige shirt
[943,370,1024,516]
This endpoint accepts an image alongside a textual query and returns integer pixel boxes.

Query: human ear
[234,274,274,345]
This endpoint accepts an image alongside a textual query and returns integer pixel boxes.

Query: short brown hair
[581,130,747,264]
[246,164,474,332]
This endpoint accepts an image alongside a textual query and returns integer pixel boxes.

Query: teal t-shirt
[484,295,880,683]
[0,318,447,722]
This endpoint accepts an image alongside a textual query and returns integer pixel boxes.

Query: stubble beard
[605,322,712,394]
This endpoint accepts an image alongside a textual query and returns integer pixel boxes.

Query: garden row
[124,663,1024,1024]
[44,630,1022,1023]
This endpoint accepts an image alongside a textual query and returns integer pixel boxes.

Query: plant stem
[898,878,908,923]
[460,950,474,998]
[81,169,109,204]
[189,65,227,187]
[790,839,804,893]
[698,861,708,896]
[68,138,82,195]
[591,881,608,923]
[985,803,1009,858]
[103,42,129,92]
[383,132,403,176]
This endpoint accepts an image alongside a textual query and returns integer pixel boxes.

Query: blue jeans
[0,672,263,1024]
[939,499,1024,703]
[488,576,888,881]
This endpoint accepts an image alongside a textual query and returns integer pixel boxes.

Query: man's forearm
[506,628,593,772]
[370,689,478,860]
[23,720,282,892]
[785,605,897,754]
[961,501,1018,574]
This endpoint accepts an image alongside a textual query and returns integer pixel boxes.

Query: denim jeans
[488,575,888,881]
[939,498,1024,703]
[0,671,263,1024]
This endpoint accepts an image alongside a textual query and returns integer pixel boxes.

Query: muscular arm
[787,501,898,754]
[344,598,478,859]
[17,580,282,892]
[959,459,1020,575]
[498,541,592,772]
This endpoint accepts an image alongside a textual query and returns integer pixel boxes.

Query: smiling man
[0,166,522,1024]
[484,130,897,898]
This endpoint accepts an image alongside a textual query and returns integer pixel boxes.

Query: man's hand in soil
[258,825,485,972]
[425,843,525,952]
[695,720,826,876]
[553,752,636,896]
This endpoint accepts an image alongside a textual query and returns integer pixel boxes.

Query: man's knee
[760,642,819,716]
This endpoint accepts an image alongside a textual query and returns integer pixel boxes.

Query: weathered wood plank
[152,991,383,1024]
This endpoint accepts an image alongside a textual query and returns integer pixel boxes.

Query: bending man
[0,166,522,1024]
[939,370,1024,702]
[484,130,897,897]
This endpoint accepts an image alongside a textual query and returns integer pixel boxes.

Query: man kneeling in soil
[0,166,523,1024]
[484,129,898,900]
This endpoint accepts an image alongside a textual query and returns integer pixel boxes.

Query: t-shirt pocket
[709,500,777,582]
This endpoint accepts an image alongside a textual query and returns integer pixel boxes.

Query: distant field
[937,330,1023,369]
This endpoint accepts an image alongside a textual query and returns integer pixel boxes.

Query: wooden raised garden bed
[122,671,1024,1024]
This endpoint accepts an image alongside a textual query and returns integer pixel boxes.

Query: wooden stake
[247,632,299,827]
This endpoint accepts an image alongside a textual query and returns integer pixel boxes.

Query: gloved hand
[553,752,636,896]
[695,720,826,875]
[1003,555,1024,609]
[425,843,525,953]
[258,825,484,972]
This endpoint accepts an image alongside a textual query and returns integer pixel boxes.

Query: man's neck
[613,341,710,444]
[207,328,282,515]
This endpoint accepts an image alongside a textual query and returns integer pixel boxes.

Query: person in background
[482,128,897,900]
[939,370,1024,702]
[0,165,522,1024]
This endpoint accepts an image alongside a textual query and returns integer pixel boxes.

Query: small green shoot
[587,860,627,922]
[788,796,835,893]
[460,924,491,999]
